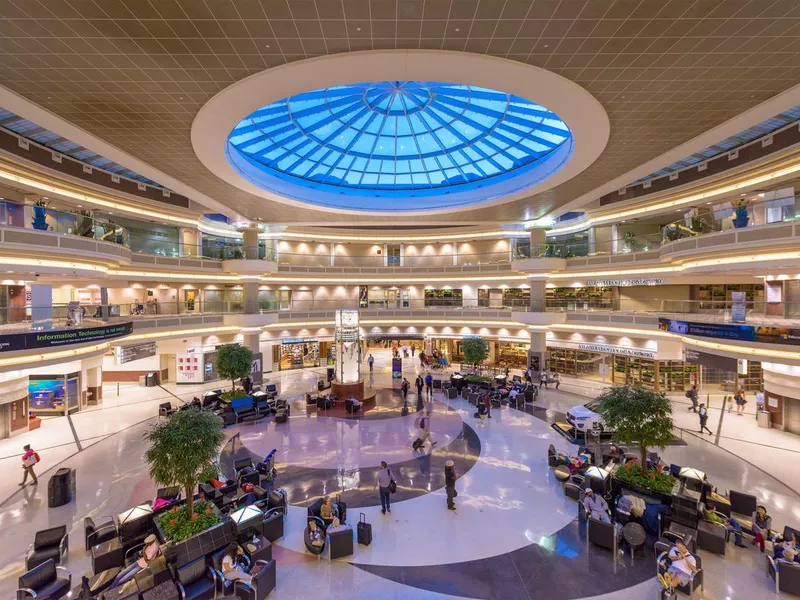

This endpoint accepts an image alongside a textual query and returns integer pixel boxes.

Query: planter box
[155,501,233,565]
[614,480,672,505]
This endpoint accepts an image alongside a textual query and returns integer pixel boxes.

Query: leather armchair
[158,402,175,418]
[328,528,354,559]
[17,559,71,600]
[175,557,218,600]
[768,555,800,595]
[657,547,703,596]
[84,515,117,551]
[234,559,276,600]
[587,517,618,555]
[262,508,285,542]
[26,525,69,570]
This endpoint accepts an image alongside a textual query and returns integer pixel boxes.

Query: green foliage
[144,408,225,515]
[465,374,491,383]
[615,461,676,494]
[594,385,674,472]
[462,336,489,367]
[216,343,254,393]
[220,389,249,402]
[156,501,221,542]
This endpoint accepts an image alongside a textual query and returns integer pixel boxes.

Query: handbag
[388,469,397,494]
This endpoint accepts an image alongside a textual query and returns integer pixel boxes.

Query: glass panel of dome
[227,80,572,207]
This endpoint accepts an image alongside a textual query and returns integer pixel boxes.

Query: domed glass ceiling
[227,81,573,211]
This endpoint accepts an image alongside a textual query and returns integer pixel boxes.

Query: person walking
[539,370,548,389]
[552,370,561,390]
[421,413,437,449]
[445,460,457,511]
[19,444,39,486]
[411,345,416,357]
[401,377,410,402]
[698,403,713,435]
[368,353,374,373]
[415,374,424,399]
[425,372,433,399]
[735,389,747,416]
[482,390,492,419]
[524,368,532,384]
[686,385,699,413]
[376,461,392,515]
[755,390,765,418]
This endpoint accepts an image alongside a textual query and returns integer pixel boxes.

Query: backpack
[419,417,427,429]
[685,390,692,398]
[33,452,40,463]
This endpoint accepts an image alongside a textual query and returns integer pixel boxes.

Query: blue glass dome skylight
[226,81,573,211]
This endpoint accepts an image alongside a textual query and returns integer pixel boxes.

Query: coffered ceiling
[2,0,800,224]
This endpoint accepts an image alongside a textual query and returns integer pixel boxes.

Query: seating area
[16,449,290,600]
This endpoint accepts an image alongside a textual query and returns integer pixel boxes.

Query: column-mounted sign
[684,348,738,371]
[251,352,263,385]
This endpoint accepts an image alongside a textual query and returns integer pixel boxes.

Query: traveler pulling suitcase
[412,438,424,451]
[357,512,372,546]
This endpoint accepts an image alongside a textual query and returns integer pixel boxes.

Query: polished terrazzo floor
[0,350,797,599]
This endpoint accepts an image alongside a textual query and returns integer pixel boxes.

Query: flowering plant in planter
[614,461,676,494]
[156,500,221,542]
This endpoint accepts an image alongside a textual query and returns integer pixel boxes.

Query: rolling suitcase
[357,512,372,546]
[412,438,424,450]
[336,494,347,524]
[275,409,287,423]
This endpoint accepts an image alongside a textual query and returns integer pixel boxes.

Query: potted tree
[732,199,750,228]
[217,343,254,400]
[594,385,676,496]
[31,199,50,231]
[462,335,488,374]
[144,408,226,541]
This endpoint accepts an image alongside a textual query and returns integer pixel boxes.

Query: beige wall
[334,243,383,267]
[619,285,691,312]
[404,243,453,267]
[278,240,329,266]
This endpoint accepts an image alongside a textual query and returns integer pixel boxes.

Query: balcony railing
[0,199,129,246]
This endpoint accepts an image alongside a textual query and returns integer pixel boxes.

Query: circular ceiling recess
[226,80,573,212]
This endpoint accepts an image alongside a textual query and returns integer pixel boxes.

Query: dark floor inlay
[219,420,481,509]
[356,519,655,600]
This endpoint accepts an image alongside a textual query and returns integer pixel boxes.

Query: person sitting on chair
[109,534,161,589]
[751,505,773,552]
[320,496,335,528]
[583,489,611,524]
[776,532,800,563]
[659,541,697,592]
[221,542,252,584]
[308,520,324,547]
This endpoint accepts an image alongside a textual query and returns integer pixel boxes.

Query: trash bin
[145,372,159,387]
[757,410,772,429]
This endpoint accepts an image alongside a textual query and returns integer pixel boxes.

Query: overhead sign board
[659,318,800,346]
[0,322,133,353]
[585,278,664,287]
[577,343,656,359]
[116,341,157,364]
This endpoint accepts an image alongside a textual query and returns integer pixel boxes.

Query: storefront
[273,339,320,370]
[28,372,81,415]
[176,348,219,384]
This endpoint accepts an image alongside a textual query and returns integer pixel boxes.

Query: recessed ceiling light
[356,27,361,31]
[455,28,460,32]
[544,44,549,48]
[265,44,270,48]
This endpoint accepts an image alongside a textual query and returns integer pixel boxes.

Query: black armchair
[158,402,175,418]
[84,515,117,551]
[17,559,71,600]
[175,557,218,600]
[587,517,618,555]
[728,489,757,521]
[235,559,276,600]
[262,508,285,542]
[657,546,703,596]
[26,525,69,570]
[208,547,250,597]
[768,555,800,595]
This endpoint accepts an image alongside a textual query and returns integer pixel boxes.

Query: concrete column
[330,243,335,267]
[243,333,260,354]
[243,282,259,314]
[529,228,546,253]
[529,278,546,312]
[31,283,53,329]
[242,226,260,260]
[611,223,620,254]
[588,227,597,255]
[452,242,458,266]
[527,331,548,373]
[383,243,388,267]
[399,243,405,266]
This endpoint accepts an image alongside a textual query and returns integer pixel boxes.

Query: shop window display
[277,340,320,370]
[547,286,614,310]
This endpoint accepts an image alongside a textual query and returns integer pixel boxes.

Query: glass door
[387,245,401,266]
[279,290,292,311]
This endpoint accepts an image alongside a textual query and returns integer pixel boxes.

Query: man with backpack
[686,385,699,412]
[368,354,374,373]
[20,444,39,486]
